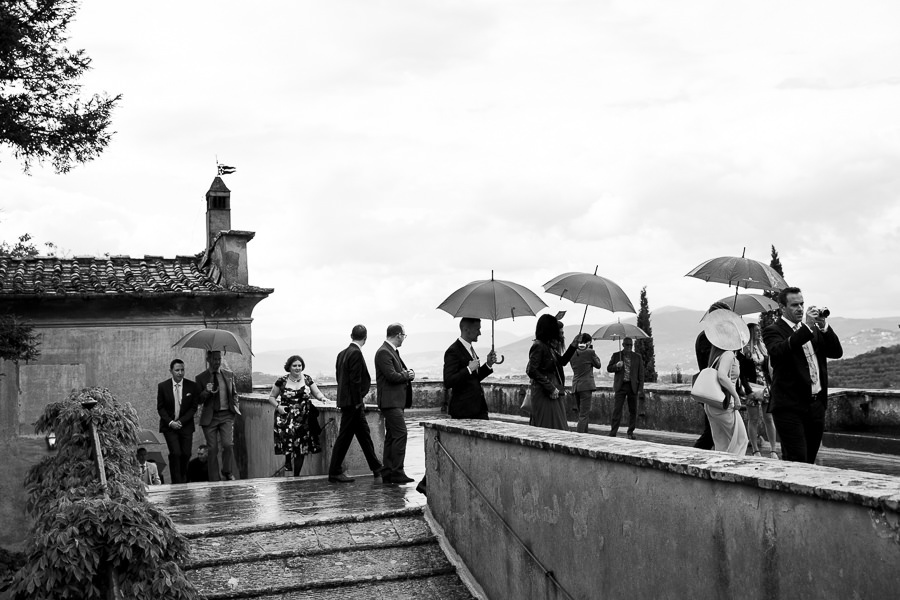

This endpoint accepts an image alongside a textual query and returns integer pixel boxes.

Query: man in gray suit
[196,350,241,481]
[606,337,644,439]
[327,324,384,483]
[375,323,415,484]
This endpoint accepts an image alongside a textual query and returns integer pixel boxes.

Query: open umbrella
[437,270,547,364]
[172,328,253,356]
[591,320,649,351]
[711,293,779,316]
[685,248,788,292]
[543,266,636,335]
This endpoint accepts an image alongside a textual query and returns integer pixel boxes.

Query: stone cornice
[424,420,900,512]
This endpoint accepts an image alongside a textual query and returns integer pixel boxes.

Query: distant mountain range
[251,307,900,383]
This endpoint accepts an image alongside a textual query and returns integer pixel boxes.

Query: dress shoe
[328,473,355,483]
[381,475,398,485]
[373,467,386,478]
[392,474,414,484]
[627,433,636,440]
[415,480,427,496]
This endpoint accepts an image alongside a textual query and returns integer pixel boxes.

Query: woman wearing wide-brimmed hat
[701,311,750,455]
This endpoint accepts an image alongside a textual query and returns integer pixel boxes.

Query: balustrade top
[424,419,900,512]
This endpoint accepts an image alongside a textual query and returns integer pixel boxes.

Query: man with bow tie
[157,359,200,484]
[763,287,843,463]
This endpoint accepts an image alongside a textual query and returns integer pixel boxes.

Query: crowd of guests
[145,283,840,487]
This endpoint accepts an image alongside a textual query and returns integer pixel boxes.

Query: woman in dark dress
[526,314,575,431]
[267,355,326,476]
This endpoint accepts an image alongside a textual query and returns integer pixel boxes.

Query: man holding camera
[763,286,843,464]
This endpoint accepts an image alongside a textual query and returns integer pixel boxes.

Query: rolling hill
[250,309,900,383]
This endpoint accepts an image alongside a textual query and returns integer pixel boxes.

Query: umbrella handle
[494,354,505,365]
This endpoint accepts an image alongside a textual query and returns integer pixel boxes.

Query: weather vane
[215,156,236,176]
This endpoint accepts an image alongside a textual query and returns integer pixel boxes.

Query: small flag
[217,164,236,176]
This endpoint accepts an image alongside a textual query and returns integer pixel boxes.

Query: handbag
[691,355,728,410]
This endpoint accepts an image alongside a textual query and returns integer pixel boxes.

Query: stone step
[186,514,437,568]
[188,540,468,599]
[217,573,475,600]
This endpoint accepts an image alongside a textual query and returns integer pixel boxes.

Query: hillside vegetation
[830,345,900,389]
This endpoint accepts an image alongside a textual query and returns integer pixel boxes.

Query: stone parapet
[424,419,900,600]
[239,393,386,478]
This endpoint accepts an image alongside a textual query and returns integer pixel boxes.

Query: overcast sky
[2,1,899,354]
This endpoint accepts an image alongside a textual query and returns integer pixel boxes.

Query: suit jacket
[157,377,200,433]
[374,341,412,409]
[195,368,241,427]
[606,350,644,394]
[139,461,160,485]
[763,319,842,413]
[443,339,492,419]
[336,343,371,408]
[569,348,602,392]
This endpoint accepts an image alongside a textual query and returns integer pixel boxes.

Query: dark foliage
[635,286,657,383]
[1,0,121,173]
[6,387,199,599]
[830,345,900,389]
[0,313,40,364]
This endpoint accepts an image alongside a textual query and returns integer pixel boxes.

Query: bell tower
[206,176,232,249]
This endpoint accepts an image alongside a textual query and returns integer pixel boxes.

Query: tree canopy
[1,0,121,173]
[635,286,657,383]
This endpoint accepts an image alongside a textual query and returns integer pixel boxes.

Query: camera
[810,306,830,319]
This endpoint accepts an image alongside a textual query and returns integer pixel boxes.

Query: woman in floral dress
[267,355,326,476]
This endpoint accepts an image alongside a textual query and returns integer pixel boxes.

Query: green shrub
[5,387,199,600]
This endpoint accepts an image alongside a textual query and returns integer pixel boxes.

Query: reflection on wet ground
[149,416,432,535]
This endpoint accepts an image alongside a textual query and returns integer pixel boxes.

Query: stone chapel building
[0,177,271,549]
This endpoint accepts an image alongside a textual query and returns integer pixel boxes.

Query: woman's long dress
[527,341,570,431]
[704,352,749,455]
[273,374,322,460]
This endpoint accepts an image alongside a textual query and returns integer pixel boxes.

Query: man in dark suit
[606,337,644,439]
[156,359,200,484]
[375,323,415,484]
[195,350,241,481]
[186,444,210,483]
[413,317,498,495]
[444,317,498,419]
[763,286,842,463]
[327,324,384,484]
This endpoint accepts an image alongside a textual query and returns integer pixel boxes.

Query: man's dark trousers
[328,405,382,476]
[162,428,193,484]
[610,388,638,436]
[773,401,826,463]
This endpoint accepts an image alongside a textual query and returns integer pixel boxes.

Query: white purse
[691,355,727,410]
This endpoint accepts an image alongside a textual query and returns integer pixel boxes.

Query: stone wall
[425,420,900,600]
[398,380,900,437]
[240,393,386,478]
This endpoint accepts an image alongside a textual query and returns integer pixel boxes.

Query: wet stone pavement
[148,417,477,599]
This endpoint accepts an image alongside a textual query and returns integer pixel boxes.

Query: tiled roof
[0,255,240,296]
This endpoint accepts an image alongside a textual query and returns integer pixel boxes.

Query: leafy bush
[5,387,199,599]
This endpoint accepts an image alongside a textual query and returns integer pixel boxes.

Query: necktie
[795,323,820,393]
[174,382,181,417]
[470,345,478,361]
[217,373,228,410]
